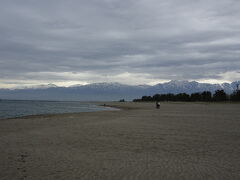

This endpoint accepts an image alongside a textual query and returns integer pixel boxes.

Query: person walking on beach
[156,101,160,109]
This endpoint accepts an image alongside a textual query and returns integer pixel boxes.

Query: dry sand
[0,102,240,180]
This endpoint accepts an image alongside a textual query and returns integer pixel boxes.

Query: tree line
[133,89,240,102]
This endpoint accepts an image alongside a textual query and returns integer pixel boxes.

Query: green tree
[153,94,161,101]
[141,96,153,101]
[201,91,212,101]
[213,90,227,101]
[230,90,240,101]
[191,93,201,101]
[175,93,190,101]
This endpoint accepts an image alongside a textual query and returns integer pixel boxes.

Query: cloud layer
[1,0,240,87]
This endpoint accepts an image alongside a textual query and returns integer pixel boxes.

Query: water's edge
[0,100,119,120]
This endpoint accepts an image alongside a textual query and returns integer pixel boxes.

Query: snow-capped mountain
[10,83,59,90]
[22,83,59,89]
[150,80,224,94]
[0,80,239,101]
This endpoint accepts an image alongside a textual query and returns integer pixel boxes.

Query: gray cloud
[0,0,240,87]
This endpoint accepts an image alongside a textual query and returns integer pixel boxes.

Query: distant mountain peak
[0,80,239,101]
[20,83,58,89]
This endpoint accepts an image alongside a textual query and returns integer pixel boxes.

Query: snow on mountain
[16,83,59,90]
[0,81,239,101]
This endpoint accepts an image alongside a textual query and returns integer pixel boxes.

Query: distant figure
[156,101,160,109]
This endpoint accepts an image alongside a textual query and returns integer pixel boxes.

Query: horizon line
[1,80,239,90]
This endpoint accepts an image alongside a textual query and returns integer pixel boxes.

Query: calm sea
[0,100,116,120]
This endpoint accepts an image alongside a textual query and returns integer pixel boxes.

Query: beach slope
[0,102,240,179]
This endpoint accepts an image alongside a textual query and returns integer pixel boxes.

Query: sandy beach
[0,102,240,180]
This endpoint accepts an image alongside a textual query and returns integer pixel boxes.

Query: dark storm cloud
[0,0,240,87]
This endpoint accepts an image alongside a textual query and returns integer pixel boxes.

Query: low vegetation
[133,90,240,102]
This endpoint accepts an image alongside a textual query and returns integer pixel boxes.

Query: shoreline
[1,101,240,121]
[1,102,140,121]
[0,102,120,121]
[1,102,240,179]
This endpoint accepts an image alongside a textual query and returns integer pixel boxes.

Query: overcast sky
[0,0,240,88]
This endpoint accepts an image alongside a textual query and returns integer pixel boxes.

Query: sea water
[0,100,116,119]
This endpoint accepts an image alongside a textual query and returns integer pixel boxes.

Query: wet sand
[0,102,240,179]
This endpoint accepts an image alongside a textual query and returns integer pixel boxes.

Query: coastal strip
[0,102,240,179]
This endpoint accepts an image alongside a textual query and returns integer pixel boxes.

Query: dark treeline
[133,90,240,102]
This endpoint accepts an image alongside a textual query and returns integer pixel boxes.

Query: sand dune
[0,102,240,179]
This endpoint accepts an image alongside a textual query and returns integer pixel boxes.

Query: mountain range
[0,80,239,101]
